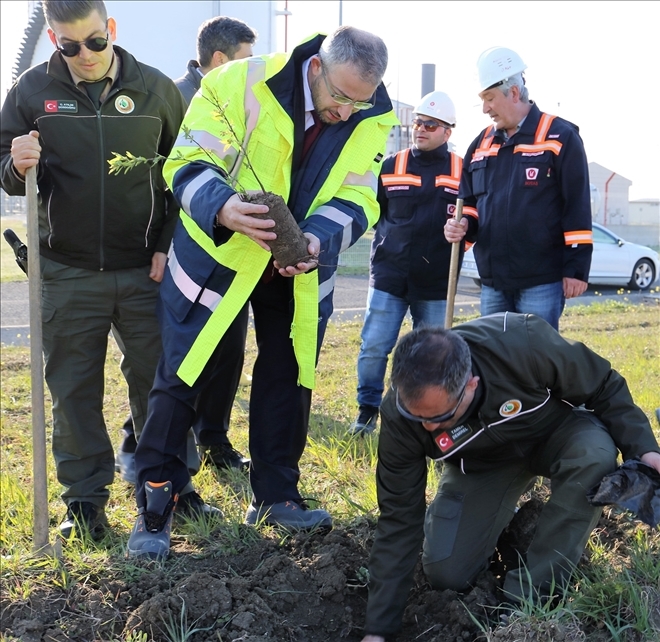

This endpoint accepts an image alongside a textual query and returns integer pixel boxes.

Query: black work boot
[175,490,223,520]
[199,443,250,472]
[59,501,108,541]
[348,405,379,435]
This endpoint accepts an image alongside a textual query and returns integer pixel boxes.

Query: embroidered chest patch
[115,95,135,114]
[434,424,473,453]
[499,399,522,417]
[45,100,77,113]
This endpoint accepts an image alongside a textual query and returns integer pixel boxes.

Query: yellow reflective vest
[163,34,398,388]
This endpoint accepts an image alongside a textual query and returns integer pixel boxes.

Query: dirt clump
[0,496,642,642]
[243,192,315,267]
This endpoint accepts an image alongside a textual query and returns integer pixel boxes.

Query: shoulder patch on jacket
[45,100,77,113]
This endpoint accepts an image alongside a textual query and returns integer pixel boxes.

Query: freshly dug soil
[0,498,644,642]
[243,192,315,268]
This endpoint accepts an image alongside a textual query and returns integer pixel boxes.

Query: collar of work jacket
[184,59,203,86]
[46,45,151,97]
[409,141,450,165]
[266,33,394,127]
[491,101,579,146]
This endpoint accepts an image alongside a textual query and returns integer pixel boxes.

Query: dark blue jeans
[480,281,565,330]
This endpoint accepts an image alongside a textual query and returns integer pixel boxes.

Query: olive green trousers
[422,409,618,600]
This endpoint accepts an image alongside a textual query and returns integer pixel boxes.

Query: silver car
[461,222,660,290]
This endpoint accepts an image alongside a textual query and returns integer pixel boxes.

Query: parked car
[461,222,660,290]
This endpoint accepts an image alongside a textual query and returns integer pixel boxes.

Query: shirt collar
[497,115,527,142]
[71,50,118,87]
[302,56,316,130]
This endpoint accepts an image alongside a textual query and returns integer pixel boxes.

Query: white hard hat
[477,46,527,92]
[414,91,456,127]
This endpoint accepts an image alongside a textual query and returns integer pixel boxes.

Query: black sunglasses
[395,382,468,424]
[56,33,109,57]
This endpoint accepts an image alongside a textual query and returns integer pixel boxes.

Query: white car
[461,222,660,290]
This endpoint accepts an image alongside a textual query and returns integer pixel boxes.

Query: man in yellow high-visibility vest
[127,26,398,559]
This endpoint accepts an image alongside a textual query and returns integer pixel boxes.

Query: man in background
[351,90,462,435]
[444,46,592,331]
[175,15,256,103]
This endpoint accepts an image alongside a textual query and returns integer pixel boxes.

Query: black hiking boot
[59,501,108,541]
[348,405,379,435]
[199,443,250,472]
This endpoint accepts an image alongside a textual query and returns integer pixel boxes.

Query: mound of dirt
[0,498,633,642]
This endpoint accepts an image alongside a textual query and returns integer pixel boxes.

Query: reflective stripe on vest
[514,113,563,156]
[564,229,593,245]
[381,148,462,191]
[380,149,421,187]
[174,129,239,170]
[435,152,463,190]
[471,126,500,163]
[167,244,222,312]
[230,58,267,180]
[176,214,271,386]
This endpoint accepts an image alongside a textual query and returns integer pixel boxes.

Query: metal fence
[1,189,27,217]
[337,230,372,272]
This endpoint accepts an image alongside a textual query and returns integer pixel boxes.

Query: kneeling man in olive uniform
[360,312,660,642]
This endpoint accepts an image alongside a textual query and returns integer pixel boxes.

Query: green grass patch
[1,217,28,283]
[1,304,659,640]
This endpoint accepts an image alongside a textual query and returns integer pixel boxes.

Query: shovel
[25,166,60,558]
[444,198,463,329]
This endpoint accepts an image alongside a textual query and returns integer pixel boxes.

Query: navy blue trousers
[135,273,325,508]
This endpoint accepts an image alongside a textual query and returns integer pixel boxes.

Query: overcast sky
[2,0,659,200]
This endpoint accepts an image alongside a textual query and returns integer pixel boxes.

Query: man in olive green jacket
[361,313,660,641]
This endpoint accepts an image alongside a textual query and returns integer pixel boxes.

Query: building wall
[605,225,660,248]
[588,162,632,226]
[628,200,660,226]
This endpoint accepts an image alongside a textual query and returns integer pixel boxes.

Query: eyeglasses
[56,33,109,57]
[412,118,451,133]
[395,381,468,425]
[319,63,374,111]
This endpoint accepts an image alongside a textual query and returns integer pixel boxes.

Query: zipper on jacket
[95,86,121,270]
[90,94,106,271]
[78,83,107,270]
[97,110,105,270]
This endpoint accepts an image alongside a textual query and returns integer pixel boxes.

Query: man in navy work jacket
[351,90,463,435]
[445,47,592,330]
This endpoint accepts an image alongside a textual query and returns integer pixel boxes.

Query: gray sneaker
[127,481,176,560]
[115,450,136,485]
[348,405,379,435]
[245,500,332,531]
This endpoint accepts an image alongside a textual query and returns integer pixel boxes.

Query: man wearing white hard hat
[444,47,592,330]
[350,91,462,435]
